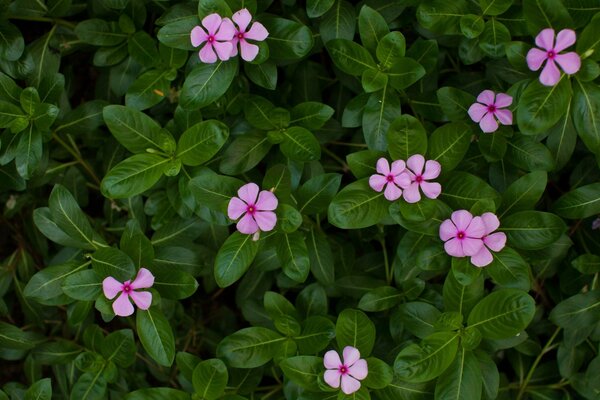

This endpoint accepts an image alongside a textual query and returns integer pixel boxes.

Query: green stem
[322,146,349,171]
[8,15,77,30]
[52,131,102,186]
[378,226,392,284]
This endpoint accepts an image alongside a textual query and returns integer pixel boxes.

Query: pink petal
[343,346,361,366]
[237,213,259,235]
[495,109,513,126]
[112,292,134,317]
[484,232,507,252]
[228,197,248,220]
[539,59,561,86]
[461,237,484,257]
[466,216,486,238]
[390,159,406,175]
[202,13,222,35]
[384,182,402,201]
[526,48,548,71]
[480,212,500,233]
[375,158,390,175]
[476,90,496,106]
[103,277,122,300]
[131,268,155,290]
[245,22,269,41]
[348,359,368,380]
[406,154,425,175]
[468,103,488,123]
[421,181,441,199]
[230,37,239,56]
[191,26,207,47]
[451,210,473,232]
[554,29,576,53]
[439,219,457,241]
[422,160,441,180]
[129,290,152,310]
[253,211,277,232]
[402,182,421,203]
[444,238,465,257]
[256,191,278,211]
[232,8,252,32]
[340,375,361,395]
[470,246,493,267]
[394,172,412,189]
[213,41,233,61]
[324,370,341,388]
[240,41,260,62]
[215,18,235,41]
[369,174,387,192]
[494,93,513,108]
[199,44,218,64]
[479,112,499,133]
[324,350,342,369]
[238,183,259,205]
[535,28,555,51]
[555,52,581,74]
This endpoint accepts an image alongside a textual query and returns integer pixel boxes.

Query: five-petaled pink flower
[526,28,581,86]
[228,182,278,236]
[230,9,269,62]
[468,90,513,133]
[439,210,486,259]
[369,158,411,201]
[403,154,442,203]
[324,346,368,395]
[470,212,506,267]
[191,14,235,63]
[103,268,154,317]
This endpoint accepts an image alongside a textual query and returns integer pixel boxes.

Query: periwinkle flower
[230,8,269,62]
[470,212,507,267]
[323,346,368,395]
[526,28,581,86]
[439,210,486,258]
[468,90,513,133]
[102,268,154,317]
[191,14,235,63]
[369,158,411,201]
[227,183,278,236]
[403,154,442,203]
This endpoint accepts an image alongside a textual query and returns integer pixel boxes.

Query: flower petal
[240,41,260,62]
[421,181,441,199]
[199,44,218,63]
[103,277,122,300]
[422,160,442,180]
[112,292,134,317]
[394,172,412,189]
[402,182,421,203]
[384,182,402,201]
[129,290,152,310]
[555,52,581,74]
[468,103,488,123]
[215,18,235,41]
[228,197,248,220]
[535,28,555,51]
[480,212,500,234]
[471,246,493,267]
[213,41,233,61]
[324,370,341,389]
[554,29,576,52]
[466,216,486,238]
[479,112,499,133]
[190,26,207,47]
[484,232,507,252]
[369,174,387,192]
[526,48,548,71]
[462,237,484,257]
[238,182,259,205]
[348,359,368,380]
[341,375,361,395]
[131,268,155,289]
[495,109,513,126]
[494,93,513,108]
[253,211,277,232]
[256,190,278,211]
[444,238,465,257]
[202,13,222,35]
[230,37,239,56]
[439,219,457,242]
[343,346,361,366]
[406,154,425,175]
[451,210,473,231]
[245,22,269,41]
[324,350,342,369]
[539,59,561,86]
[390,160,405,176]
[232,8,252,32]
[237,213,259,234]
[476,90,496,106]
[375,158,390,175]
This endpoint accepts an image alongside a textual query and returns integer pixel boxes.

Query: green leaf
[136,307,176,367]
[434,349,482,400]
[397,302,440,339]
[25,378,52,400]
[290,102,334,130]
[499,171,547,217]
[176,120,229,166]
[297,173,342,215]
[486,248,531,291]
[572,80,600,157]
[24,260,89,302]
[358,6,389,52]
[572,254,600,274]
[216,327,283,368]
[125,388,191,400]
[214,232,260,288]
[75,19,127,46]
[517,78,572,136]
[189,168,244,212]
[180,60,238,110]
[120,220,154,267]
[101,329,136,368]
[335,309,375,355]
[479,20,510,57]
[276,231,310,283]
[328,179,388,229]
[244,61,277,90]
[128,31,159,67]
[441,172,501,212]
[547,101,576,171]
[70,371,107,400]
[62,270,102,301]
[479,0,513,15]
[157,18,199,51]
[362,87,402,151]
[306,227,335,285]
[15,124,42,179]
[505,135,555,172]
[460,15,485,39]
[327,39,376,76]
[320,0,356,43]
[219,132,271,175]
[467,289,535,339]
[359,286,403,312]
[90,247,136,281]
[577,13,600,60]
[549,290,600,328]
[192,359,228,400]
[522,0,574,34]
[376,32,406,69]
[553,183,600,219]
[428,122,472,172]
[125,69,171,111]
[295,316,335,353]
[417,0,468,35]
[0,100,25,128]
[101,154,170,199]
[280,356,322,390]
[153,269,198,300]
[262,17,314,61]
[501,211,566,250]
[0,22,24,61]
[279,126,321,162]
[437,87,475,122]
[307,0,334,18]
[443,273,484,317]
[0,321,43,350]
[387,115,427,161]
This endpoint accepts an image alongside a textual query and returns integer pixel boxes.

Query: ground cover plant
[1,0,600,399]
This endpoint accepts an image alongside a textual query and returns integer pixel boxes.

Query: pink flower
[227,182,278,235]
[102,268,154,317]
[526,28,581,86]
[324,346,368,395]
[468,90,513,133]
[230,9,269,62]
[403,154,442,203]
[470,212,507,267]
[369,158,411,201]
[439,210,486,258]
[191,14,235,63]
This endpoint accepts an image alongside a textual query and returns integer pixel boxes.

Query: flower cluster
[190,9,268,63]
[103,268,155,317]
[369,155,442,202]
[439,210,507,267]
[323,346,368,395]
[228,182,278,238]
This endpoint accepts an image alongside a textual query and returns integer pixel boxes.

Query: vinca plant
[1,0,600,399]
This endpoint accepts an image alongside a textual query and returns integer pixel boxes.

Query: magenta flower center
[547,50,556,59]
[457,231,466,240]
[246,204,256,215]
[237,32,244,39]
[122,283,132,293]
[386,174,395,182]
[415,175,423,183]
[207,35,215,43]
[338,365,348,375]
[487,105,496,113]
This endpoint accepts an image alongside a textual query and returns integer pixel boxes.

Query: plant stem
[8,15,77,30]
[378,226,392,284]
[51,131,102,186]
[322,146,349,172]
